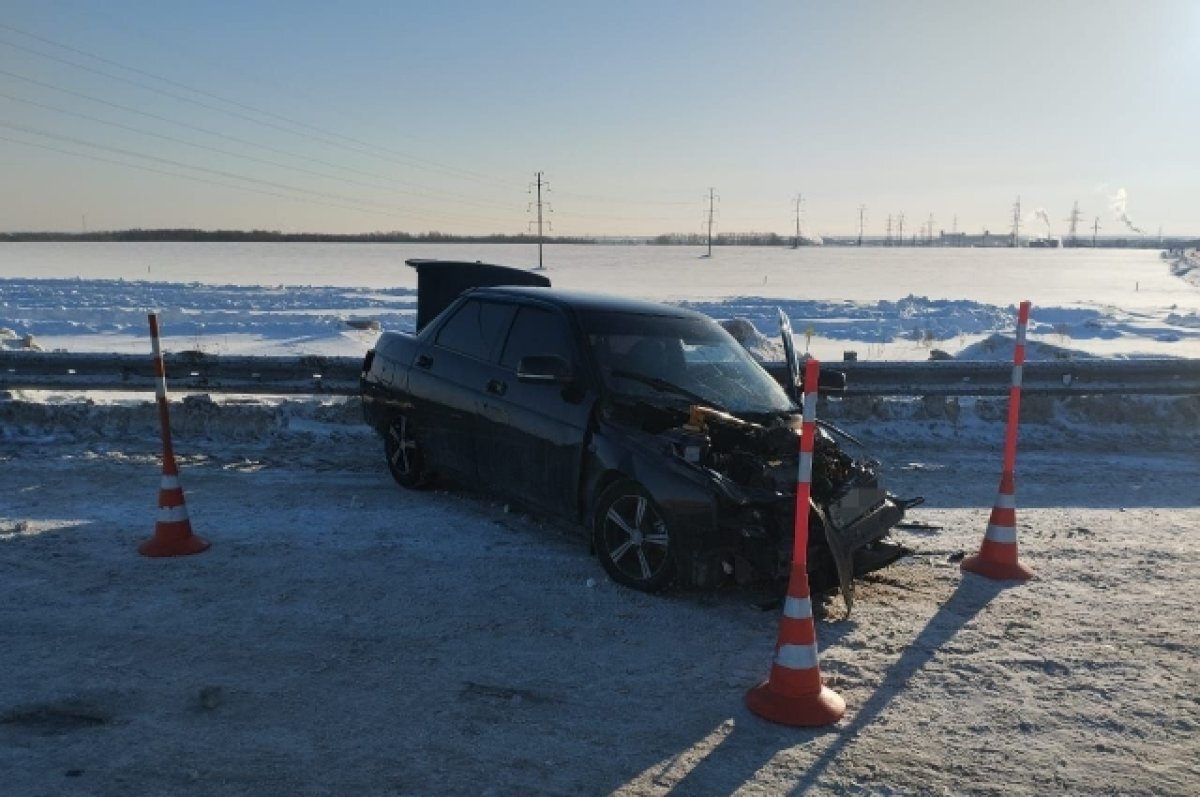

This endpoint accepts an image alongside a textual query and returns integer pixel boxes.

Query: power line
[0,29,507,187]
[0,133,395,219]
[2,20,510,187]
[3,26,719,214]
[546,188,694,207]
[0,71,520,214]
[0,120,399,210]
[0,62,695,228]
[0,90,512,214]
[0,122,515,226]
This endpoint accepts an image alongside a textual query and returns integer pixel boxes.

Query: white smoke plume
[1035,208,1051,234]
[1023,208,1053,237]
[1108,188,1145,234]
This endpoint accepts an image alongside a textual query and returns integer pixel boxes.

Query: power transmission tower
[704,187,718,257]
[792,194,804,249]
[527,171,552,269]
[1092,216,1101,248]
[885,214,893,247]
[927,213,935,246]
[897,212,905,247]
[857,205,866,246]
[1010,196,1022,247]
[1065,201,1083,247]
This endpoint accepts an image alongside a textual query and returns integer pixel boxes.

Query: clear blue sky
[2,0,1197,237]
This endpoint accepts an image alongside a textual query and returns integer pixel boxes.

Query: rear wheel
[384,414,429,489]
[592,480,676,592]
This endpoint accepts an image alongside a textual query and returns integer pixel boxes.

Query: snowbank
[3,390,1197,458]
[1169,249,1200,287]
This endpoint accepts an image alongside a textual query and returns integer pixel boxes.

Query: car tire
[384,414,429,489]
[592,480,676,593]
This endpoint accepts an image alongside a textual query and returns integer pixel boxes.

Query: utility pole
[857,205,866,246]
[885,214,893,247]
[1092,216,1101,248]
[927,213,935,246]
[527,171,552,269]
[1010,196,1022,248]
[704,187,718,257]
[792,194,804,249]
[1065,201,1083,248]
[897,212,905,247]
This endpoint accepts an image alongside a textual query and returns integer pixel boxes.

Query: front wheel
[592,480,676,592]
[384,414,429,489]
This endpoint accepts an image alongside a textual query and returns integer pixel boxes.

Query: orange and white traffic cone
[962,300,1032,581]
[140,458,210,557]
[746,350,844,727]
[138,313,210,557]
[745,567,846,726]
[961,471,1031,581]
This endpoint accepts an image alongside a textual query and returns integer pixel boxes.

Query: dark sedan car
[361,260,919,605]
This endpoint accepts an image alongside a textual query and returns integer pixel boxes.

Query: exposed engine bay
[610,398,921,609]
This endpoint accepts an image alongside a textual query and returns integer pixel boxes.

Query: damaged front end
[621,399,920,610]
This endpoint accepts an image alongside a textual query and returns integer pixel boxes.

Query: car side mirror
[517,354,573,384]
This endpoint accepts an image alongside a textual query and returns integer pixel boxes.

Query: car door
[405,297,515,482]
[475,303,595,518]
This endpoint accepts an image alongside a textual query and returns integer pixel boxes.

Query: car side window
[435,299,515,361]
[500,306,573,370]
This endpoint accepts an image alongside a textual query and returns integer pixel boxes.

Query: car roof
[467,285,710,319]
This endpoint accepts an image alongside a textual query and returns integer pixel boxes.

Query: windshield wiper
[608,369,724,410]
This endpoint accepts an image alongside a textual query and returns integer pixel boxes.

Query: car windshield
[580,310,795,414]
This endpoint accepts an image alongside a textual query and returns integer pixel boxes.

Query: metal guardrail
[0,351,360,395]
[2,350,1199,397]
[762,359,1200,397]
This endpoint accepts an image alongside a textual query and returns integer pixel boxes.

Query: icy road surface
[1,406,1197,796]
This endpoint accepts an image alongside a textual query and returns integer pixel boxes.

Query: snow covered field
[2,243,1199,796]
[2,243,1199,360]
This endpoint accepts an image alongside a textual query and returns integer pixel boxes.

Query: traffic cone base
[745,680,846,727]
[138,529,211,557]
[139,481,210,558]
[961,552,1033,581]
[962,470,1031,581]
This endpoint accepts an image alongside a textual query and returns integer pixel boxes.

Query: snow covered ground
[1,244,1198,795]
[2,243,1199,361]
[1,401,1197,796]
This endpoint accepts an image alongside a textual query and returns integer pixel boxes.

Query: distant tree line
[0,229,599,244]
[649,232,790,246]
[3,228,1192,249]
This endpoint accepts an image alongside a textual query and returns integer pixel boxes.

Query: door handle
[415,354,433,369]
[486,379,507,396]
